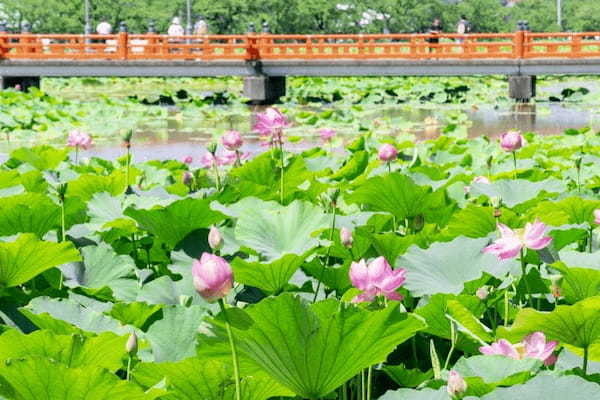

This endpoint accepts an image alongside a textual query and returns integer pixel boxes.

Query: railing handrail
[0,32,599,61]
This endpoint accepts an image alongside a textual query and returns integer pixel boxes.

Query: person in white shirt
[96,19,112,35]
[168,17,184,37]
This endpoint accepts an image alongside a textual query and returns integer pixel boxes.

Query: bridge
[1,30,600,103]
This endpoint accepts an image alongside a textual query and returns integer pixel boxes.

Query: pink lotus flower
[254,108,289,145]
[594,209,600,225]
[447,370,467,397]
[500,130,525,152]
[192,253,233,302]
[378,144,398,162]
[483,219,552,260]
[340,227,353,248]
[222,130,243,151]
[200,153,224,169]
[473,176,491,184]
[183,156,193,164]
[319,128,336,142]
[208,225,223,251]
[480,332,557,366]
[476,286,489,300]
[182,171,193,186]
[349,257,406,303]
[67,130,93,150]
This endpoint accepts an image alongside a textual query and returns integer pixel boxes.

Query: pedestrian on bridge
[194,16,208,35]
[456,15,470,44]
[428,17,442,54]
[96,19,112,35]
[168,17,185,37]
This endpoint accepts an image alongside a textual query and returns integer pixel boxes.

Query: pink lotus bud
[126,331,138,355]
[483,219,552,260]
[182,171,193,186]
[319,128,336,142]
[222,130,243,151]
[476,286,489,300]
[594,209,600,225]
[67,130,93,150]
[447,370,467,397]
[14,84,21,91]
[208,225,223,251]
[349,257,405,303]
[500,130,524,152]
[340,226,353,248]
[192,253,233,302]
[378,143,398,162]
[183,156,193,164]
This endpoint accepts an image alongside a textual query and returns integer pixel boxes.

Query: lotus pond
[0,77,600,400]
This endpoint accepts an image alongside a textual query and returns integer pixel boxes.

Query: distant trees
[0,0,596,34]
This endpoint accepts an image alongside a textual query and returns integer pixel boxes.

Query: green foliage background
[0,0,595,35]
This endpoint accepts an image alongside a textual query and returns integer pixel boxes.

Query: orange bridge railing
[1,32,600,61]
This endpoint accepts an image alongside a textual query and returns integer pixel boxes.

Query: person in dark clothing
[428,18,442,53]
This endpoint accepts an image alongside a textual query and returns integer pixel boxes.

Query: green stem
[583,346,589,375]
[411,336,418,368]
[366,366,372,400]
[75,145,79,164]
[212,162,221,191]
[279,138,285,204]
[218,299,241,400]
[444,322,456,370]
[504,289,509,325]
[126,355,132,381]
[58,199,66,290]
[520,249,533,308]
[313,207,337,303]
[342,382,347,400]
[361,369,366,400]
[512,151,517,179]
[387,162,391,174]
[589,227,593,253]
[125,146,131,190]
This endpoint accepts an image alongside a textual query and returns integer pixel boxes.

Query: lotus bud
[182,171,193,186]
[486,155,493,169]
[378,143,398,162]
[494,208,502,218]
[594,209,600,225]
[126,332,138,355]
[122,130,133,148]
[183,156,193,164]
[207,142,218,155]
[476,286,489,300]
[192,253,233,302]
[447,370,467,397]
[490,196,502,209]
[208,225,223,251]
[575,156,582,171]
[500,130,524,152]
[340,227,353,248]
[222,130,243,151]
[319,128,336,142]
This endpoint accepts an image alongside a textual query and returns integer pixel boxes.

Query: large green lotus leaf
[453,355,540,385]
[399,236,517,297]
[530,197,600,226]
[555,348,600,374]
[136,275,206,306]
[0,234,81,288]
[67,172,127,202]
[202,294,426,399]
[9,145,69,170]
[382,364,433,388]
[447,299,493,343]
[0,193,59,237]
[347,173,434,220]
[133,358,293,400]
[552,262,600,303]
[480,374,600,400]
[231,254,305,294]
[125,198,225,248]
[499,297,600,361]
[0,358,150,400]
[62,243,137,299]
[442,205,496,239]
[0,329,127,371]
[378,387,450,400]
[415,294,485,353]
[20,295,128,335]
[109,302,162,330]
[559,250,600,270]
[470,178,565,208]
[330,150,369,181]
[213,197,330,261]
[145,305,207,362]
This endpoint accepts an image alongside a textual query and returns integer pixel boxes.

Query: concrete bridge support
[0,76,40,91]
[243,75,286,105]
[508,75,536,102]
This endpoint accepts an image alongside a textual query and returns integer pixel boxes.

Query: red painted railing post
[514,30,525,59]
[245,32,259,61]
[118,31,128,60]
